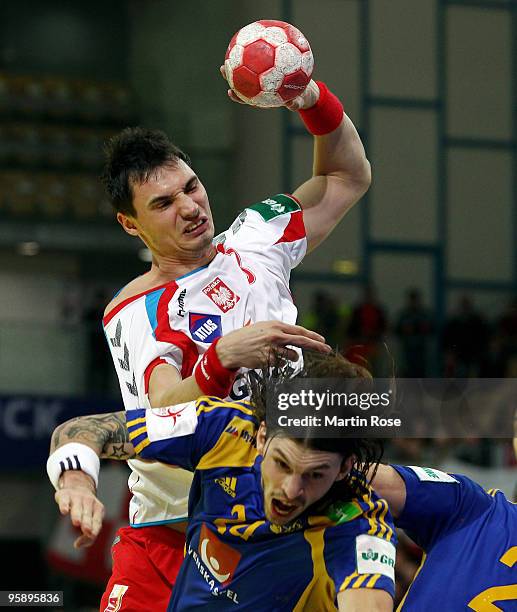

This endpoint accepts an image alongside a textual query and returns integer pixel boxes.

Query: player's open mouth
[184,218,207,235]
[271,498,298,518]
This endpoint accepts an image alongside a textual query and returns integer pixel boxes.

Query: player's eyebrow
[274,449,331,471]
[147,176,199,208]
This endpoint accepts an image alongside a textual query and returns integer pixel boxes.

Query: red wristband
[194,338,237,398]
[298,82,344,136]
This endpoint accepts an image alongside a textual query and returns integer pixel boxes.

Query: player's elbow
[333,158,371,203]
[353,159,372,197]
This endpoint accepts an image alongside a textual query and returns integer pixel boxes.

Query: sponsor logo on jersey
[177,288,186,317]
[231,210,247,234]
[104,584,128,612]
[326,500,363,525]
[215,476,237,498]
[186,524,242,600]
[224,425,239,437]
[356,534,396,581]
[223,424,256,447]
[198,523,241,586]
[409,466,459,483]
[269,519,304,534]
[361,548,395,568]
[189,313,222,343]
[248,194,300,222]
[110,320,122,347]
[202,277,240,313]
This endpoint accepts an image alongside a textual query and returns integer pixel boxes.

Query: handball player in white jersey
[48,75,371,611]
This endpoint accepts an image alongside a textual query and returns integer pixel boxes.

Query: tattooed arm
[50,411,134,549]
[50,411,135,460]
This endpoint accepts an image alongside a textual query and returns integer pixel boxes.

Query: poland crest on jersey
[203,277,240,312]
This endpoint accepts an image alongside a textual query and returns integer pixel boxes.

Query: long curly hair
[249,351,384,504]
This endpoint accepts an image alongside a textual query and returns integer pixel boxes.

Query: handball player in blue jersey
[371,463,517,611]
[50,352,396,611]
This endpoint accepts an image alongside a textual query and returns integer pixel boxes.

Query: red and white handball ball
[224,20,314,108]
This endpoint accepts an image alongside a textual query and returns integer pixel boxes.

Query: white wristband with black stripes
[46,443,100,491]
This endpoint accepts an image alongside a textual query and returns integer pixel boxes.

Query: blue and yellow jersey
[127,397,396,610]
[394,465,517,611]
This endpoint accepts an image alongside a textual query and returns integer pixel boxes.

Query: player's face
[119,160,215,260]
[257,430,348,526]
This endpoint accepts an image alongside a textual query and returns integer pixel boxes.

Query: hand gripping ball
[224,20,314,108]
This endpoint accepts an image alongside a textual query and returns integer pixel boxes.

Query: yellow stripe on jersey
[352,574,369,588]
[197,415,257,470]
[339,572,360,591]
[126,416,146,428]
[364,498,394,542]
[340,572,382,592]
[487,488,501,498]
[196,397,254,417]
[366,574,381,588]
[293,528,336,611]
[129,426,147,440]
[133,437,150,455]
[396,552,428,611]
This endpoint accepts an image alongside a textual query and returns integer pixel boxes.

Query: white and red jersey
[103,194,306,526]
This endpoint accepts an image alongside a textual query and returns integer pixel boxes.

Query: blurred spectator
[301,290,350,349]
[346,285,387,374]
[396,288,434,377]
[442,295,490,377]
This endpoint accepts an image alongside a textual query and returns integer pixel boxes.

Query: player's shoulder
[220,194,301,238]
[244,194,301,221]
[103,274,173,322]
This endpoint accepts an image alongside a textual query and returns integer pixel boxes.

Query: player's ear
[335,454,355,482]
[117,212,139,237]
[256,422,267,455]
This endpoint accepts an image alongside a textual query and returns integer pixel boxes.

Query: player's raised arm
[292,81,371,253]
[222,68,371,253]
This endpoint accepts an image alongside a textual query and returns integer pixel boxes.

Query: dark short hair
[249,351,384,503]
[101,127,190,216]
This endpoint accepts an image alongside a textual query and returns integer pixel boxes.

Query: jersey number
[468,547,517,611]
[214,504,265,541]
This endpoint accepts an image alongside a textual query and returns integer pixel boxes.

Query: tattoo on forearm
[50,411,135,459]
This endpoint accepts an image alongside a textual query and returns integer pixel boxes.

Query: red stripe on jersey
[155,284,199,378]
[144,356,168,394]
[274,210,306,245]
[103,282,171,326]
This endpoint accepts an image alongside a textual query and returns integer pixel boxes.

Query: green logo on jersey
[248,194,300,222]
[361,549,395,567]
[380,553,395,568]
[327,501,362,525]
[423,467,439,479]
[362,549,379,561]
